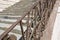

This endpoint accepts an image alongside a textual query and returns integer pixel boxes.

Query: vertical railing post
[37,22,42,40]
[33,7,37,40]
[31,9,34,28]
[20,21,25,40]
[38,1,41,21]
[26,12,30,40]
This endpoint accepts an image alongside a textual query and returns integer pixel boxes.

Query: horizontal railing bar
[20,21,25,40]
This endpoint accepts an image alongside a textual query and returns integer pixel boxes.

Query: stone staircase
[0,0,34,40]
[0,0,36,15]
[0,15,27,40]
[0,0,36,37]
[0,13,35,40]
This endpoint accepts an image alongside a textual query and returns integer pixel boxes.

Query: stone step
[0,15,34,19]
[0,23,33,40]
[0,18,31,24]
[0,27,21,34]
[0,30,22,40]
[2,0,36,14]
[0,22,27,40]
[0,0,21,12]
[0,23,27,31]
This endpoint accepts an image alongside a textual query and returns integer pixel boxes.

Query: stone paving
[0,0,37,16]
[51,0,60,40]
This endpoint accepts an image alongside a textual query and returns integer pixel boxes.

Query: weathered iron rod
[20,21,25,40]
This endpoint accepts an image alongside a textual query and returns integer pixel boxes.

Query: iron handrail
[0,0,56,40]
[0,0,40,40]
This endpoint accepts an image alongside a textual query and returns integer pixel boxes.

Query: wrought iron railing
[0,0,56,40]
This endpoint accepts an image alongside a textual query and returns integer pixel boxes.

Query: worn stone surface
[0,0,37,15]
[41,0,59,40]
